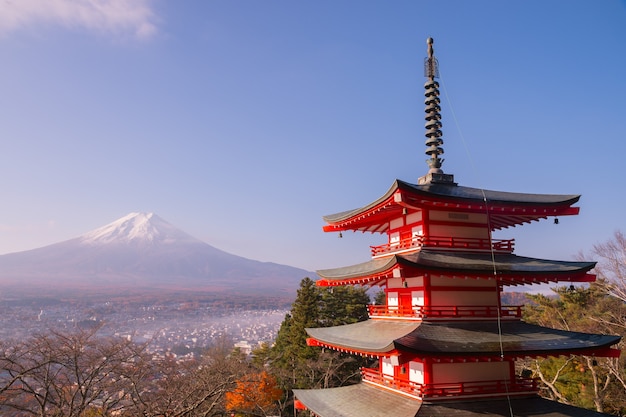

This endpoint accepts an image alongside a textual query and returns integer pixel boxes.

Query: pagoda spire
[419,37,455,185]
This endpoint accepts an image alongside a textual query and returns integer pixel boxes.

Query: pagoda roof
[306,320,620,358]
[294,383,422,417]
[294,384,614,417]
[418,396,615,416]
[322,179,581,232]
[308,320,420,353]
[316,250,596,287]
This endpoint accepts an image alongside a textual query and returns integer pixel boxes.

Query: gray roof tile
[306,320,620,356]
[294,384,614,417]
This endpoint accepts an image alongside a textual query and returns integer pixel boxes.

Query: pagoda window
[412,290,424,307]
[387,291,399,311]
[381,357,394,378]
[389,231,401,248]
[409,361,425,385]
[412,225,423,241]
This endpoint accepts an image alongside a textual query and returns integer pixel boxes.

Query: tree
[0,326,146,417]
[522,231,626,415]
[523,282,626,415]
[319,285,370,327]
[591,230,626,303]
[225,371,282,416]
[122,336,249,417]
[269,278,373,415]
[372,289,386,306]
[271,277,322,385]
[250,342,272,369]
[0,327,252,417]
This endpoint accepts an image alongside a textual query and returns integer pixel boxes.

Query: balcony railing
[361,367,538,399]
[370,235,514,257]
[367,304,523,319]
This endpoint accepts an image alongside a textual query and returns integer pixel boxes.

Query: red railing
[361,367,538,399]
[370,236,514,257]
[367,304,523,319]
[361,367,421,394]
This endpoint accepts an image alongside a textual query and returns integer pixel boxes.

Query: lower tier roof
[316,250,596,286]
[294,383,422,417]
[306,320,620,357]
[294,384,614,417]
[419,396,614,417]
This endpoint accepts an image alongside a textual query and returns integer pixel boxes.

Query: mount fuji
[0,213,312,296]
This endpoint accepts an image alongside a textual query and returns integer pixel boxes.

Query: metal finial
[424,37,439,79]
[424,37,444,174]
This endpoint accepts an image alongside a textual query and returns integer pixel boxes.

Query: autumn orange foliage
[225,370,283,415]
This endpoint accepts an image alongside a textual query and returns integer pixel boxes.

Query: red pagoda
[292,38,621,417]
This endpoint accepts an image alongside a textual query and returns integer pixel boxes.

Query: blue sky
[0,1,625,277]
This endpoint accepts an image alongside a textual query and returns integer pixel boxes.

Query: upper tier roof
[306,319,620,358]
[294,384,615,417]
[322,179,581,232]
[316,250,596,287]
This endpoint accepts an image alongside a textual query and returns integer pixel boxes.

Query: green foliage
[319,286,370,327]
[272,277,321,371]
[251,342,272,369]
[268,278,373,412]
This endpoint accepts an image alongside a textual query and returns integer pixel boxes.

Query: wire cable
[438,71,515,417]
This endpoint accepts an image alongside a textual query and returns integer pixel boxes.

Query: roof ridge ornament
[418,37,456,186]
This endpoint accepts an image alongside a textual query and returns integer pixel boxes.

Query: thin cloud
[0,0,158,40]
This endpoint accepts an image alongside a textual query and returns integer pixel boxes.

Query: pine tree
[319,286,370,327]
[269,278,373,415]
[271,277,322,390]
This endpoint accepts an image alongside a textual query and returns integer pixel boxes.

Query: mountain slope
[0,213,312,295]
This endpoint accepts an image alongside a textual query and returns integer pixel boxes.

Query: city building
[293,38,621,417]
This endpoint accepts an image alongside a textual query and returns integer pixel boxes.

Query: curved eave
[394,321,621,358]
[316,251,596,287]
[306,320,420,354]
[322,181,402,234]
[316,257,399,287]
[322,179,581,232]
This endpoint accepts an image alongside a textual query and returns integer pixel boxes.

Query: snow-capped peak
[79,212,198,246]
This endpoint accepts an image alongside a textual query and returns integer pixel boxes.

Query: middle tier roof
[316,250,596,287]
[306,320,620,358]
